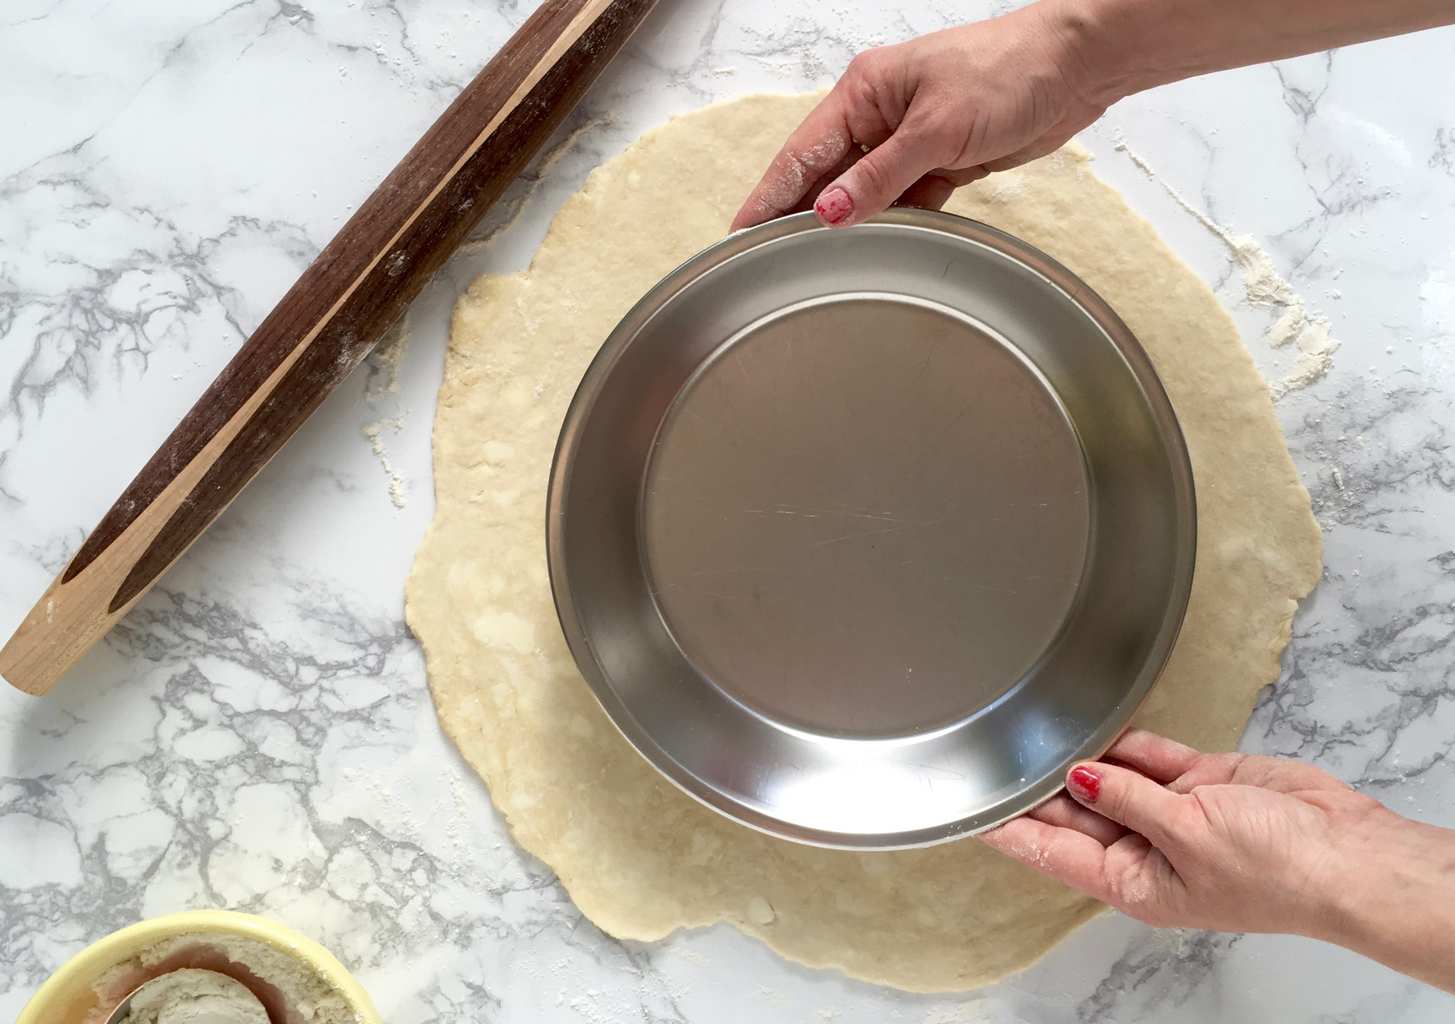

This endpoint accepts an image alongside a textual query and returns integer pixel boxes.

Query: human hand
[980,728,1392,937]
[730,2,1113,231]
[733,0,1455,233]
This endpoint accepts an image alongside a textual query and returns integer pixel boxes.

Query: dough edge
[405,93,1322,992]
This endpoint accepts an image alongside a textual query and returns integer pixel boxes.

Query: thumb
[814,126,944,227]
[1067,762,1189,849]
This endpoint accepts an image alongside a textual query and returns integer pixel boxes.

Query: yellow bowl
[18,909,381,1024]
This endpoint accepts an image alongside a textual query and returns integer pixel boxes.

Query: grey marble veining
[3,2,1455,1021]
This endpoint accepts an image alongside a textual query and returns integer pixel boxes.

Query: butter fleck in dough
[406,94,1321,992]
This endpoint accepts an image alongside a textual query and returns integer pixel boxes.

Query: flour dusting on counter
[1112,134,1338,397]
[364,321,411,400]
[361,415,408,509]
[922,1004,996,1024]
[359,320,412,509]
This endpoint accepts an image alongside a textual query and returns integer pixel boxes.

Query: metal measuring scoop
[103,968,271,1024]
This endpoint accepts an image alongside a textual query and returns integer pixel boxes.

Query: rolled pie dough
[406,94,1321,991]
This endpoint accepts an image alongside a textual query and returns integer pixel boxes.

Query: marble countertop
[3,1,1454,1021]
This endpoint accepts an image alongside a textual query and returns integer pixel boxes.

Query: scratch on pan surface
[1111,132,1338,397]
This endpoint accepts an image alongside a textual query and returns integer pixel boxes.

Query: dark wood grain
[0,0,663,694]
[58,0,655,609]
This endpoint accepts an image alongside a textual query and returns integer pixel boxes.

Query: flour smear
[362,415,407,510]
[360,321,411,509]
[1112,134,1338,397]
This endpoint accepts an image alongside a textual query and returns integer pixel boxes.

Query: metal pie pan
[547,209,1195,850]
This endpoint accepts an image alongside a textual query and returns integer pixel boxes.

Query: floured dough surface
[405,94,1321,991]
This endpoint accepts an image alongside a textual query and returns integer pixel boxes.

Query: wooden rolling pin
[0,0,660,695]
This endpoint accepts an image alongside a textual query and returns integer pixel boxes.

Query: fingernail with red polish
[1067,765,1101,803]
[815,187,854,225]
